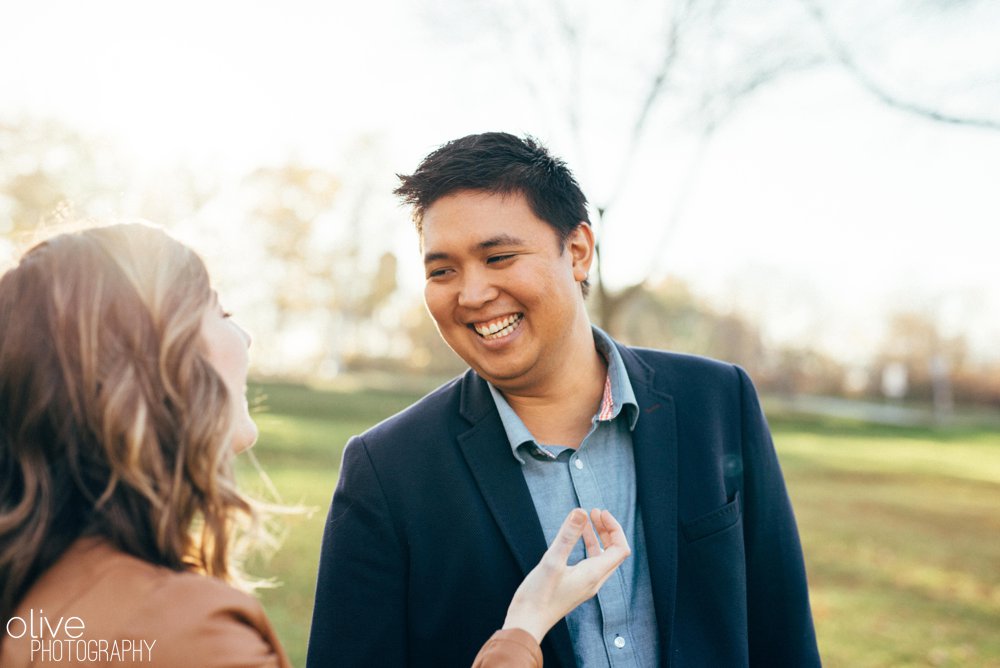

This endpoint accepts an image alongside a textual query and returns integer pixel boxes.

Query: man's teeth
[474,314,523,339]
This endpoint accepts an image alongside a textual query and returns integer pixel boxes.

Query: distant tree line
[2,116,997,408]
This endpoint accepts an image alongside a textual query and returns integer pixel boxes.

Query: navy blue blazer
[307,344,821,667]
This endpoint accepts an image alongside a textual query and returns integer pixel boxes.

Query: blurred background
[2,1,998,666]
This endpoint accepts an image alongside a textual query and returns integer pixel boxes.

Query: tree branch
[602,0,696,214]
[802,0,1000,131]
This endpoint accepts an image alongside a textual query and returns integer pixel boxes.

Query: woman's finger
[548,508,588,563]
[580,513,602,557]
[584,510,631,568]
[593,509,625,549]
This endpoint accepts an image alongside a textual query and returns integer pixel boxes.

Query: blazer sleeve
[306,435,407,667]
[736,366,822,666]
[472,629,543,668]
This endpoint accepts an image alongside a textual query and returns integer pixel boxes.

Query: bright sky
[2,0,998,363]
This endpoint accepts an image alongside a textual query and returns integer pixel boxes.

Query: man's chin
[471,361,535,392]
[447,337,534,386]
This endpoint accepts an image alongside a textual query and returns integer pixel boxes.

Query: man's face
[422,189,592,393]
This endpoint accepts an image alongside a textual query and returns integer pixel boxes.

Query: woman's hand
[501,508,631,644]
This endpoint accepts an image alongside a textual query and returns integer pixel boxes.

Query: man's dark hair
[394,132,591,245]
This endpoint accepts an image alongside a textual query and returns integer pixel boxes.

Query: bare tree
[800,0,1000,131]
[418,0,1000,335]
[419,0,823,332]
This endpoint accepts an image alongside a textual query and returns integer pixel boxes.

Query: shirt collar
[487,383,537,464]
[487,326,639,464]
[592,326,639,430]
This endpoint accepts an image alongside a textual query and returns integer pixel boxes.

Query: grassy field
[237,382,1000,668]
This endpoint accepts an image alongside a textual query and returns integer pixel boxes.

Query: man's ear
[567,222,595,283]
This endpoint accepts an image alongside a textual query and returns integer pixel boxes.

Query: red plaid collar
[597,373,615,421]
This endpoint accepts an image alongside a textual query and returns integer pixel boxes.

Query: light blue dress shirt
[488,327,660,667]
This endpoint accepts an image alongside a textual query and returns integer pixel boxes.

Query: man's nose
[457,269,499,309]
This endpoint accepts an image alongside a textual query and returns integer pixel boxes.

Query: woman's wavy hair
[0,223,257,622]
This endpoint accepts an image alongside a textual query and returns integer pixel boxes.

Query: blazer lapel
[456,370,577,668]
[618,344,679,663]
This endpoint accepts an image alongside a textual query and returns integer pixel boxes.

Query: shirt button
[614,636,626,649]
[574,458,584,470]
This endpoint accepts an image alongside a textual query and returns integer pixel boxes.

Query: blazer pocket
[682,492,741,543]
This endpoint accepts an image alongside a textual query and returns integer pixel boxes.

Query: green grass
[238,381,1000,667]
[235,382,421,666]
[777,420,1000,668]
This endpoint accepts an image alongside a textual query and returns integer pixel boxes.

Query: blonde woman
[0,224,289,667]
[0,223,627,667]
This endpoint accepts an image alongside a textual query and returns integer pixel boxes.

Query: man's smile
[469,312,524,340]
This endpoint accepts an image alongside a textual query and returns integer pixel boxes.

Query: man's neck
[500,327,607,449]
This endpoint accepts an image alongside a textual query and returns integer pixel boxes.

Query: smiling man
[306,133,820,667]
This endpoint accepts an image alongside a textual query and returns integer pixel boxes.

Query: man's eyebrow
[423,251,450,265]
[477,234,525,250]
[423,235,526,265]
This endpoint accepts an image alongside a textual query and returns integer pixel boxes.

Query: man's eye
[427,268,450,278]
[487,254,515,265]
